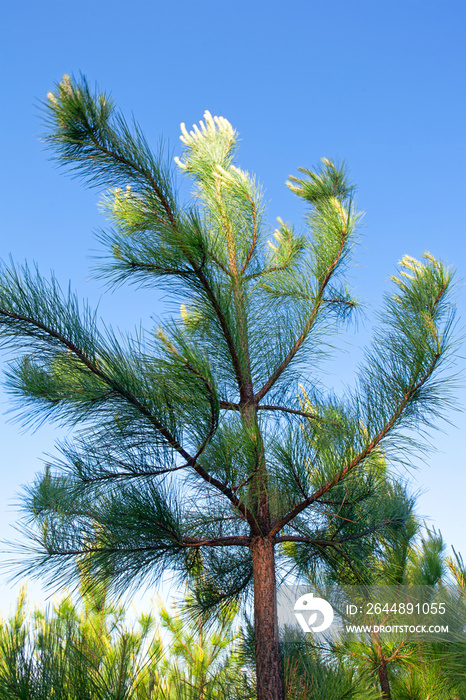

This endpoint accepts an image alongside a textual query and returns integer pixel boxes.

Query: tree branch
[220,400,333,422]
[243,264,290,281]
[116,260,194,277]
[88,127,248,399]
[275,520,391,546]
[182,535,251,548]
[194,267,251,400]
[78,462,190,483]
[269,351,441,537]
[254,225,347,403]
[0,308,254,525]
[219,400,240,411]
[257,404,332,421]
[87,133,179,231]
[240,193,258,275]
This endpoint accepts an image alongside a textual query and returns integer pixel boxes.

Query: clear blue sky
[0,0,465,614]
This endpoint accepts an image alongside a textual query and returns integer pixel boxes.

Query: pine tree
[286,473,466,700]
[0,75,458,700]
[0,580,251,699]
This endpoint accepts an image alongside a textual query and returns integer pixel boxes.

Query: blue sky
[0,0,465,613]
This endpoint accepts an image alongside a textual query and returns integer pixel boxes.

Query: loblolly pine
[0,75,459,700]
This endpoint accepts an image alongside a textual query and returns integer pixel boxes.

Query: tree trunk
[251,536,285,700]
[371,632,391,700]
[377,661,391,700]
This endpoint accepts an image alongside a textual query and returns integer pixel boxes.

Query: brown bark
[377,661,391,700]
[251,536,285,700]
[371,632,391,700]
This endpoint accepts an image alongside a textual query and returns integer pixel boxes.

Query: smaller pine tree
[0,580,252,699]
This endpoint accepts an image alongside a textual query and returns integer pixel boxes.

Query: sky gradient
[1,0,465,613]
